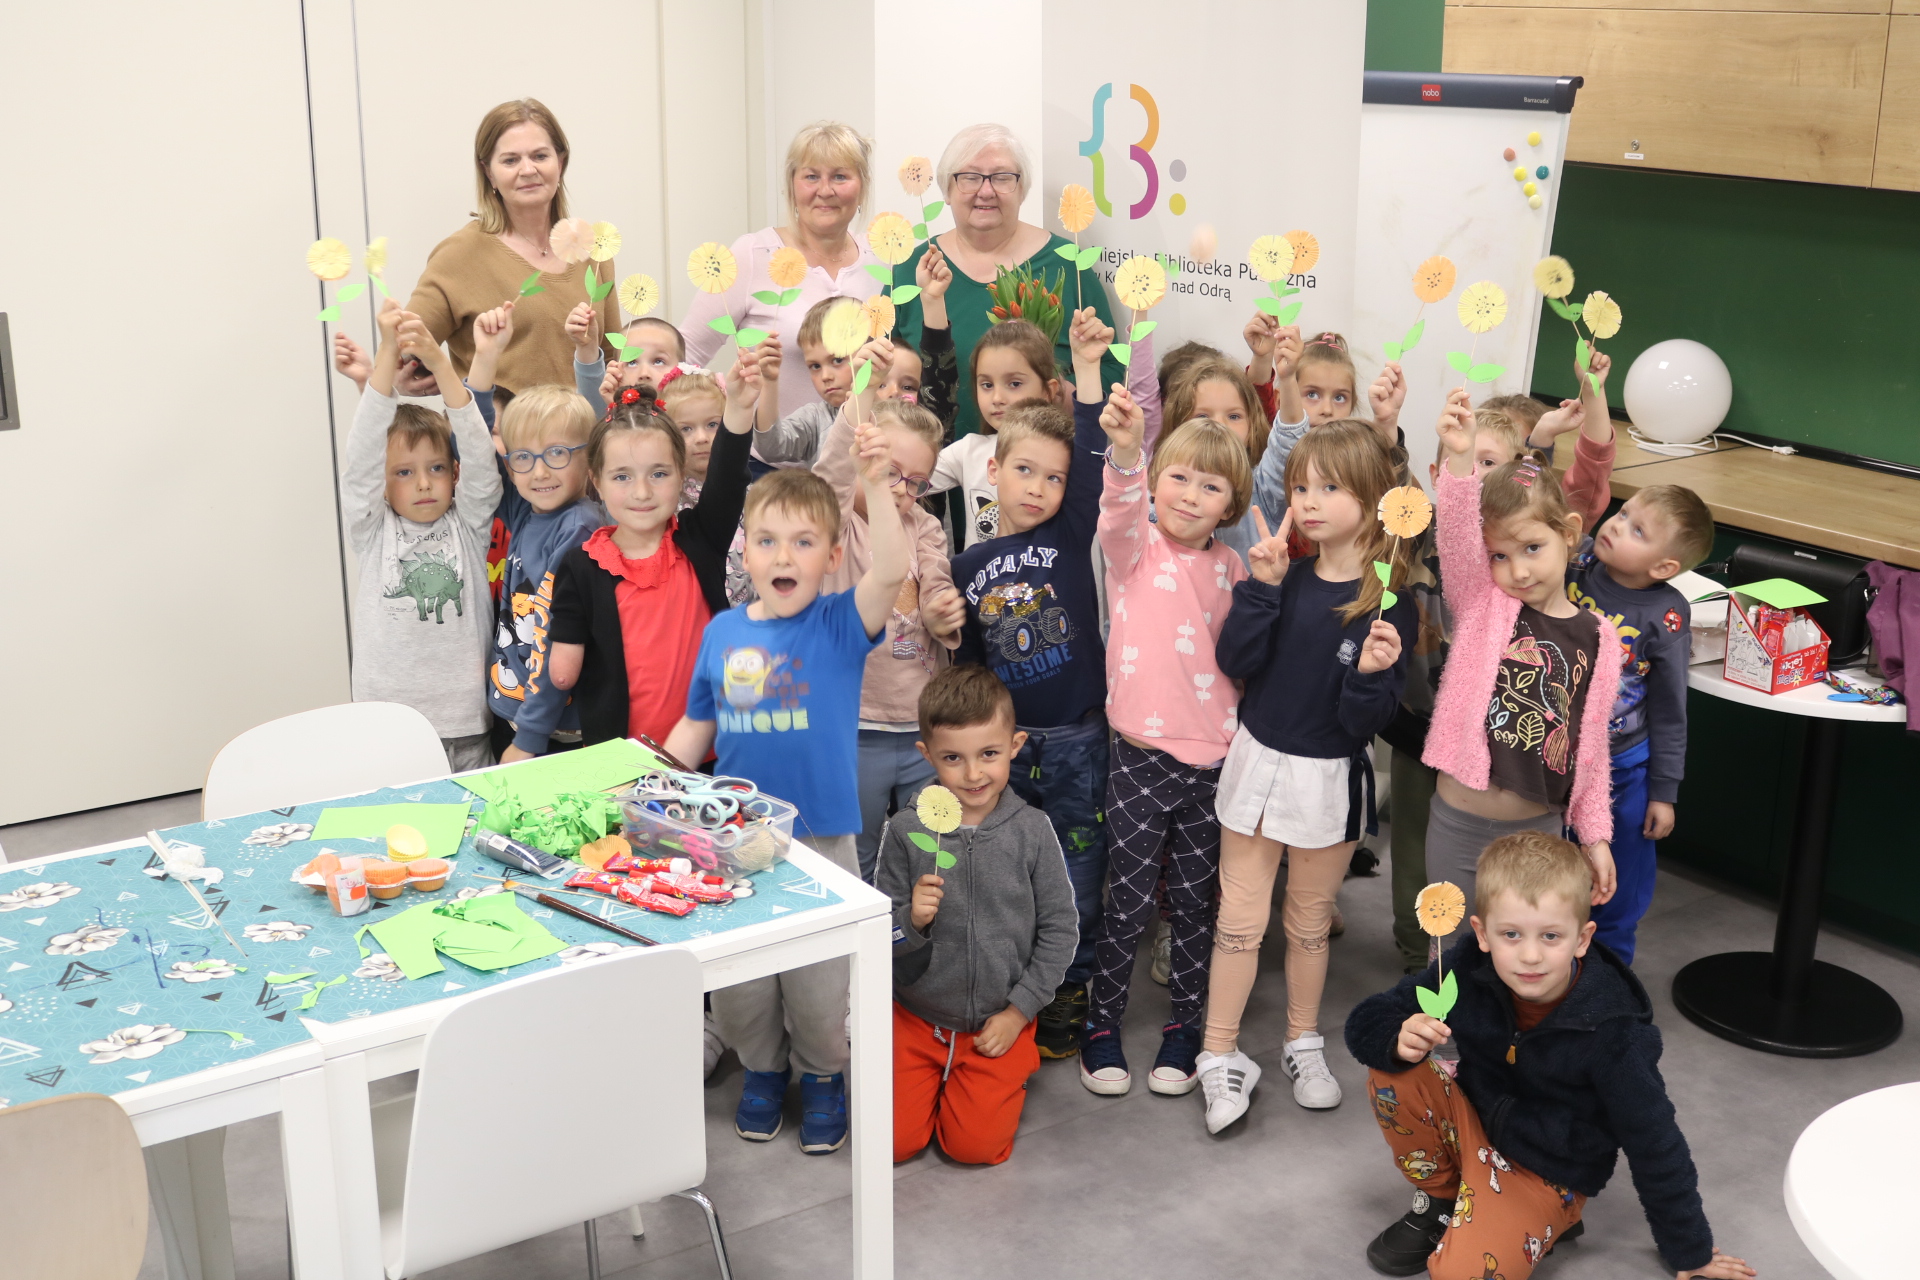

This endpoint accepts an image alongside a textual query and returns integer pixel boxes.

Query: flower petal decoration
[1412,256,1457,304]
[45,923,127,955]
[306,237,351,281]
[1457,281,1509,335]
[80,1023,186,1065]
[1058,183,1097,235]
[821,298,868,358]
[916,785,963,834]
[1582,290,1622,340]
[1285,230,1321,274]
[687,242,739,295]
[863,293,896,340]
[1249,235,1295,283]
[898,155,933,196]
[867,212,916,266]
[1532,255,1574,300]
[550,218,597,265]
[364,236,388,276]
[1414,881,1467,936]
[1114,255,1168,311]
[618,273,660,317]
[1378,485,1435,539]
[0,881,81,911]
[768,246,808,290]
[590,221,622,262]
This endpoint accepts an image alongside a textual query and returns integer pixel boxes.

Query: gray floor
[8,797,1915,1279]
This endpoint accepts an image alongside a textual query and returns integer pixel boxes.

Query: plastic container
[362,860,408,899]
[320,855,370,917]
[406,857,451,892]
[618,790,796,875]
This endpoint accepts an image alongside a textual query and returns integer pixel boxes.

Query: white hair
[936,123,1033,203]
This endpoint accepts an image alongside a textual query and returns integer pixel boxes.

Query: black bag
[1719,542,1873,667]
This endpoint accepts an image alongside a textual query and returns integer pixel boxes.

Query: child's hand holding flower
[1247,507,1295,586]
[1436,387,1476,463]
[1368,360,1407,428]
[910,873,944,930]
[917,243,952,301]
[1068,306,1112,370]
[1099,383,1145,468]
[375,297,405,346]
[725,347,761,415]
[753,332,783,386]
[1584,348,1612,391]
[853,420,892,488]
[474,300,516,359]
[1355,618,1403,674]
[1396,1012,1451,1064]
[564,301,597,358]
[395,313,446,371]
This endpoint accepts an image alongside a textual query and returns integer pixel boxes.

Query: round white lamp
[1623,339,1733,445]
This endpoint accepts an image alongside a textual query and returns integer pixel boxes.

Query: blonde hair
[388,404,454,461]
[587,390,683,480]
[659,370,725,418]
[497,384,595,452]
[1157,340,1223,399]
[1161,355,1272,469]
[1480,393,1545,431]
[936,123,1034,203]
[1480,456,1581,548]
[1476,830,1592,925]
[786,121,872,218]
[994,403,1075,463]
[1285,420,1413,624]
[1151,418,1254,527]
[1298,331,1358,396]
[1633,484,1716,571]
[743,469,842,544]
[875,400,944,456]
[1436,407,1529,468]
[473,99,570,236]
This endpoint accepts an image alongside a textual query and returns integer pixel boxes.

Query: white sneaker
[1281,1033,1342,1109]
[703,1013,726,1079]
[1149,918,1172,986]
[1196,1049,1261,1133]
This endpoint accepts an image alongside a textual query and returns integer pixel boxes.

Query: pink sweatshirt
[1420,465,1620,844]
[1098,462,1248,766]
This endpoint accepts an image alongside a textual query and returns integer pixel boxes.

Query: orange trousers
[894,1002,1038,1166]
[1369,1059,1586,1280]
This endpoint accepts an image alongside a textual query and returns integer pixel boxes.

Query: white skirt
[1214,726,1353,847]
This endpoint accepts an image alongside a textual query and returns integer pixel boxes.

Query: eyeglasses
[885,466,932,498]
[505,443,584,474]
[951,171,1021,194]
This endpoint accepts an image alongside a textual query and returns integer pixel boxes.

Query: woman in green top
[893,123,1123,439]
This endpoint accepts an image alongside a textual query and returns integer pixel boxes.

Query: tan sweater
[406,222,621,394]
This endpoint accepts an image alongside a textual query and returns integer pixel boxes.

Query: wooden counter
[1552,432,1920,570]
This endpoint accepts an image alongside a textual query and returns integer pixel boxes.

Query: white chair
[372,945,730,1278]
[202,701,450,820]
[0,1092,149,1280]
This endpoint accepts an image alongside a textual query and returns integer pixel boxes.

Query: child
[1197,421,1416,1131]
[882,665,1078,1166]
[341,302,502,770]
[950,308,1114,1058]
[654,366,757,606]
[929,319,1061,550]
[1079,402,1250,1097]
[567,304,685,415]
[1344,832,1754,1280]
[1421,389,1622,954]
[1158,353,1286,565]
[538,353,759,751]
[663,426,910,1154]
[749,296,865,470]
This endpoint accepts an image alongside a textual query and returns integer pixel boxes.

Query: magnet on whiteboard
[1527,130,1542,146]
[1512,166,1526,181]
[1528,194,1544,209]
[1503,147,1516,162]
[1523,181,1538,196]
[1535,165,1550,180]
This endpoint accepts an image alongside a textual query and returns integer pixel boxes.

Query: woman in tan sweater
[407,98,619,396]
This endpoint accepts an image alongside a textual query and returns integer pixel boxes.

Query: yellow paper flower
[1582,290,1622,340]
[1414,881,1467,936]
[1114,255,1168,311]
[1457,281,1509,335]
[618,273,660,317]
[1286,230,1321,274]
[550,218,597,265]
[1412,255,1456,304]
[898,155,933,197]
[590,221,622,262]
[867,213,915,266]
[1378,485,1435,539]
[1532,255,1574,300]
[306,237,351,281]
[863,294,896,339]
[364,236,388,276]
[687,242,738,295]
[916,785,962,834]
[1058,183,1096,235]
[821,298,867,358]
[768,246,808,290]
[1249,235,1295,283]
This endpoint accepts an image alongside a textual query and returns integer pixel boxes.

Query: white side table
[1784,1081,1920,1279]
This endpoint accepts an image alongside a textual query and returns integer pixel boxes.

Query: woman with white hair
[893,122,1122,438]
[680,120,884,418]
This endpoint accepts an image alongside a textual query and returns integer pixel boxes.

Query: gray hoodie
[878,789,1078,1034]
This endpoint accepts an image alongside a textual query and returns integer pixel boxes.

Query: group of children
[330,243,1751,1275]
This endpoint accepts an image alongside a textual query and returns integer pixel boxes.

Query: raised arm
[1553,350,1618,530]
[1129,331,1163,454]
[1095,383,1150,581]
[852,420,911,639]
[682,348,759,556]
[340,305,408,546]
[1434,389,1495,621]
[1061,307,1116,544]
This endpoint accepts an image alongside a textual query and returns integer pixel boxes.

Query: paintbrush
[470,872,606,903]
[144,831,248,958]
[480,874,661,946]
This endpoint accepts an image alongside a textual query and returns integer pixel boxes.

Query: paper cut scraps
[1414,881,1467,1020]
[910,785,963,869]
[1447,281,1509,385]
[461,738,661,811]
[1108,255,1168,367]
[361,891,564,981]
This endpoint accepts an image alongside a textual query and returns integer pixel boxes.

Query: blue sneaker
[734,1068,790,1142]
[1149,1021,1203,1096]
[797,1072,848,1153]
[1078,1022,1130,1095]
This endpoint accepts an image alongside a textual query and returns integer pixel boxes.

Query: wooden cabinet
[1880,16,1920,188]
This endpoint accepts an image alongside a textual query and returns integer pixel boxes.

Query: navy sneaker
[734,1068,790,1142]
[797,1072,848,1154]
[1148,1021,1204,1096]
[1078,1022,1130,1094]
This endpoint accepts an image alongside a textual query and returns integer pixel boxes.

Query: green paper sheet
[363,893,566,981]
[1733,578,1827,610]
[459,738,661,809]
[311,803,473,859]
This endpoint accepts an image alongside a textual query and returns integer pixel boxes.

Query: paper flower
[1286,230,1321,274]
[1582,290,1622,340]
[1059,184,1097,235]
[768,246,808,289]
[863,293,896,339]
[1248,235,1295,283]
[619,273,660,317]
[306,238,351,281]
[916,785,962,834]
[1412,256,1457,304]
[867,213,916,266]
[1378,485,1435,539]
[550,218,597,265]
[687,242,738,295]
[1189,223,1217,263]
[243,920,313,943]
[354,954,404,982]
[1415,882,1467,936]
[589,221,622,262]
[1457,281,1509,334]
[80,1023,186,1065]
[0,881,81,911]
[1114,255,1168,311]
[1532,255,1574,299]
[163,960,239,983]
[821,298,868,358]
[899,155,933,196]
[364,237,388,276]
[45,924,127,956]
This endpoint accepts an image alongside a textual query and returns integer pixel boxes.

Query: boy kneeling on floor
[1344,831,1755,1280]
[881,664,1078,1166]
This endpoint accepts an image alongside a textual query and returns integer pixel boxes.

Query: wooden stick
[535,893,659,947]
[144,831,247,958]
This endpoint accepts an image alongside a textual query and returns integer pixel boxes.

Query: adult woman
[681,121,883,419]
[894,123,1122,438]
[409,99,619,395]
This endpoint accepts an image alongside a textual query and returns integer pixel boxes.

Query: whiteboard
[1352,73,1581,484]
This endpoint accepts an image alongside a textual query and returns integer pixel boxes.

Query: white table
[1784,1081,1920,1279]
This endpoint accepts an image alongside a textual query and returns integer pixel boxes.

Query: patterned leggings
[1088,737,1221,1030]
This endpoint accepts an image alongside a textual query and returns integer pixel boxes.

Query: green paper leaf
[709,316,739,336]
[1130,320,1157,342]
[923,200,944,219]
[1566,301,1583,320]
[184,1028,248,1043]
[1108,342,1132,366]
[518,271,544,297]
[1446,351,1471,374]
[935,851,957,869]
[1733,577,1829,609]
[296,974,349,1011]
[913,222,928,240]
[1403,319,1425,350]
[1271,283,1300,299]
[1414,970,1458,1021]
[890,284,922,306]
[338,280,366,303]
[1275,302,1302,325]
[1381,589,1400,610]
[1546,296,1578,321]
[1374,560,1393,585]
[1055,244,1080,262]
[908,831,939,852]
[1575,337,1591,371]
[864,263,893,284]
[1158,253,1180,278]
[1587,371,1603,398]
[1256,296,1284,317]
[316,306,340,323]
[752,290,783,305]
[264,971,316,984]
[605,333,628,356]
[852,360,872,395]
[738,327,769,346]
[1076,246,1100,270]
[373,275,390,297]
[1467,363,1506,383]
[780,288,802,306]
[1384,341,1401,361]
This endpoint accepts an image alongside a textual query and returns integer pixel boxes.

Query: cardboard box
[1723,578,1831,695]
